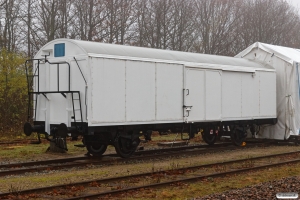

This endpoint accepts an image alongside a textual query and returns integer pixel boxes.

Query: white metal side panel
[206,70,222,120]
[48,62,57,91]
[185,69,205,121]
[35,62,47,91]
[156,63,183,121]
[58,63,69,91]
[222,72,242,118]
[46,62,69,124]
[35,94,46,121]
[241,73,255,117]
[35,62,46,122]
[91,58,126,123]
[259,71,276,116]
[48,94,68,124]
[252,72,260,117]
[126,60,155,122]
[47,63,71,91]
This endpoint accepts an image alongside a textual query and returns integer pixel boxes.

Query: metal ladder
[71,92,83,127]
[25,60,40,121]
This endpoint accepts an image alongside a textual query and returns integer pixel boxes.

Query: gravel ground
[197,176,300,200]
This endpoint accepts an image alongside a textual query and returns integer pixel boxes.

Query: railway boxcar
[24,39,277,157]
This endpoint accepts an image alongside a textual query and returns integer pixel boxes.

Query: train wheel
[202,126,217,145]
[231,128,246,146]
[114,137,140,158]
[86,144,107,156]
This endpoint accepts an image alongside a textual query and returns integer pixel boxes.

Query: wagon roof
[47,39,269,69]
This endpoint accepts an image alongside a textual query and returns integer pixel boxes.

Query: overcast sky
[288,0,300,10]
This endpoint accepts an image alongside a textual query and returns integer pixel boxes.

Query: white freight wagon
[24,39,277,157]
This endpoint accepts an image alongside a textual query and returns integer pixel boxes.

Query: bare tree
[114,0,136,44]
[57,0,73,38]
[192,0,242,56]
[169,0,197,51]
[27,0,31,57]
[0,0,300,56]
[71,0,107,41]
[38,0,60,42]
[0,0,23,52]
[133,0,149,47]
[134,0,174,49]
[235,0,300,52]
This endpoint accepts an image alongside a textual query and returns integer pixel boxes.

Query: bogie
[86,144,107,156]
[202,126,218,145]
[230,126,248,146]
[114,131,141,158]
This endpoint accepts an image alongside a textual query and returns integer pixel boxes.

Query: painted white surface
[125,60,156,122]
[34,63,46,121]
[206,70,222,120]
[90,58,183,125]
[36,39,272,71]
[241,73,255,117]
[88,60,275,126]
[91,58,126,123]
[33,58,88,132]
[185,69,205,121]
[222,71,242,118]
[32,39,277,134]
[156,63,183,121]
[222,71,260,119]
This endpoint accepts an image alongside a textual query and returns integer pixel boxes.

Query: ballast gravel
[197,176,300,200]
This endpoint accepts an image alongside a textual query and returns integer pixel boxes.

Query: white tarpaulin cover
[236,42,300,140]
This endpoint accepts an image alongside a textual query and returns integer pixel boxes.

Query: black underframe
[33,117,277,144]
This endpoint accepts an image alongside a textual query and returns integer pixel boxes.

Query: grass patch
[0,132,41,141]
[125,163,300,199]
[0,139,87,161]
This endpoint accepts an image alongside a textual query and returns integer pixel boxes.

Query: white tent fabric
[236,42,300,140]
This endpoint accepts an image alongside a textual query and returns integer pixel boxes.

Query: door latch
[183,105,193,117]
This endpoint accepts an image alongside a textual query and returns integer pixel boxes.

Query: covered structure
[236,42,300,140]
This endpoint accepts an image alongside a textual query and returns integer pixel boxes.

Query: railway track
[0,142,269,177]
[1,148,300,199]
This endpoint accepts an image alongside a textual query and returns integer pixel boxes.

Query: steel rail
[0,142,236,169]
[0,147,299,198]
[0,142,267,177]
[67,157,300,200]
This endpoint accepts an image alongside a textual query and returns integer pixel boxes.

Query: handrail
[25,59,41,92]
[45,60,71,91]
[73,57,87,84]
[24,58,83,130]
